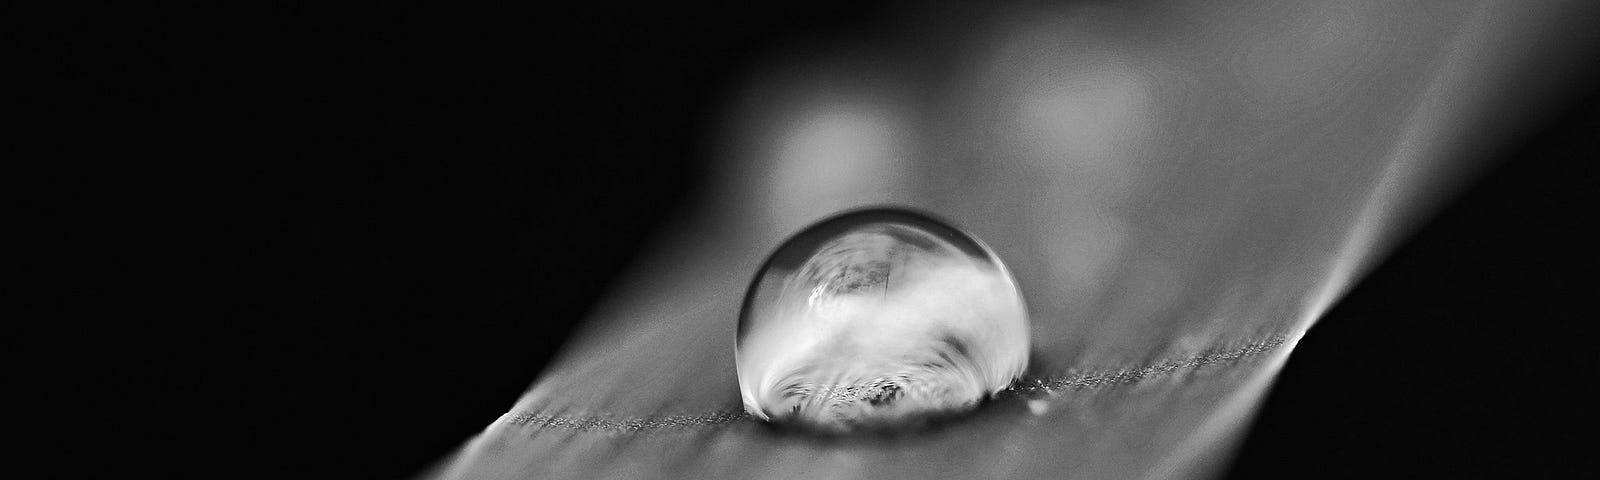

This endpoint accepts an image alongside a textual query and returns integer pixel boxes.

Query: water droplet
[736,208,1030,432]
[1027,399,1050,416]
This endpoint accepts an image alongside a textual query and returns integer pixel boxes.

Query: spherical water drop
[736,208,1030,432]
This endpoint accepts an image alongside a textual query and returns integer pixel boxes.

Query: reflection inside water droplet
[736,208,1030,432]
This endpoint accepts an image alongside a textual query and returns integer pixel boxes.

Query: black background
[24,2,1595,478]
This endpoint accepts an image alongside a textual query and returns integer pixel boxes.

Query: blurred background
[23,1,1597,478]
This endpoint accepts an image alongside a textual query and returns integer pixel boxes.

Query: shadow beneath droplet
[746,385,1046,447]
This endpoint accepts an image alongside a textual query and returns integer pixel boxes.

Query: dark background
[23,2,1594,478]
